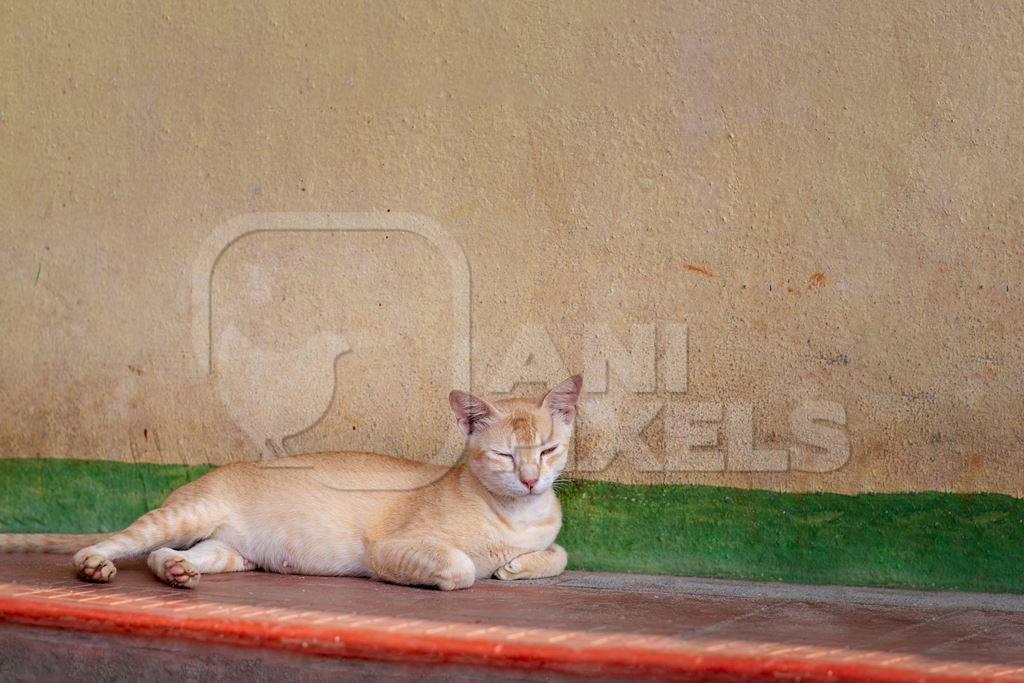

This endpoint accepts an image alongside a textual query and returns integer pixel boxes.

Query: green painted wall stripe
[2,459,1022,594]
[558,480,1024,593]
[0,459,213,535]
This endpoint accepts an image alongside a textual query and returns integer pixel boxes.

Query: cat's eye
[493,451,514,459]
[540,446,558,456]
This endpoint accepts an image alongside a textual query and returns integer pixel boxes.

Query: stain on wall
[0,1,1021,494]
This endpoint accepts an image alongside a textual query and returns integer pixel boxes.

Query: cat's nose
[520,477,538,491]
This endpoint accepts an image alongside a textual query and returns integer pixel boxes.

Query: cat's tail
[0,533,113,554]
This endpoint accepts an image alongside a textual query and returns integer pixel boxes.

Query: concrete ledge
[0,555,1022,681]
[517,570,1024,613]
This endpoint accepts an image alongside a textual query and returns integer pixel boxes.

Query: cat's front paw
[494,546,567,581]
[435,552,475,591]
[494,558,523,581]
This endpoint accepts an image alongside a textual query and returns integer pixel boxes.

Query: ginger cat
[0,376,581,590]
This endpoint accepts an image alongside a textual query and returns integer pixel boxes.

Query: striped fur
[0,533,111,554]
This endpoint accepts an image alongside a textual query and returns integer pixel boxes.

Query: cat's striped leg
[369,537,476,591]
[74,503,219,583]
[147,539,255,589]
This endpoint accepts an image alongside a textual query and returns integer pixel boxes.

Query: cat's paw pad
[77,555,117,583]
[494,558,522,581]
[163,558,200,588]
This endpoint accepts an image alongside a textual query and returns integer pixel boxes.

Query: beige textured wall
[2,1,1022,494]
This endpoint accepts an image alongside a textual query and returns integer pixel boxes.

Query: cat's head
[449,375,582,498]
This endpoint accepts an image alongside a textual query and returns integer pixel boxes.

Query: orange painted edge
[0,596,991,682]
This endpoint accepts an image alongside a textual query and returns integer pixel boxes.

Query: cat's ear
[449,390,497,435]
[541,374,582,424]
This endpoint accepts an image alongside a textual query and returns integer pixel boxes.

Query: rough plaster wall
[1,1,1021,494]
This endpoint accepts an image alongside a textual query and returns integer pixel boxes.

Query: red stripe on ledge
[0,596,984,682]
